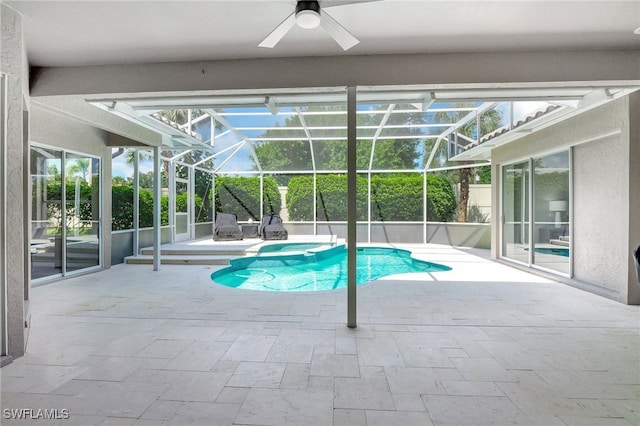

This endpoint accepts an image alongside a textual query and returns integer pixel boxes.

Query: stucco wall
[30,104,107,156]
[1,4,27,358]
[626,92,640,303]
[491,94,637,303]
[572,133,627,296]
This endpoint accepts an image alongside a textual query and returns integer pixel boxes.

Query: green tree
[435,106,502,222]
[66,158,90,181]
[47,163,60,180]
[112,176,127,186]
[253,106,426,182]
[136,171,155,189]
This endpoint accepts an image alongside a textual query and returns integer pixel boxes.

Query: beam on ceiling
[30,50,640,98]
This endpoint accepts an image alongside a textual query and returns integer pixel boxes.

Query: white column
[423,171,428,244]
[347,87,357,328]
[2,4,27,358]
[133,150,139,255]
[153,145,161,271]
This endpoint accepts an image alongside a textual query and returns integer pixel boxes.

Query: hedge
[111,173,456,231]
[112,185,134,230]
[286,175,368,221]
[112,186,204,230]
[215,176,281,221]
[371,175,423,221]
[46,181,96,232]
[425,174,457,221]
[286,173,456,222]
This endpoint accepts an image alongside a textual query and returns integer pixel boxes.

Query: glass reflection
[533,151,570,274]
[30,147,63,279]
[64,153,100,273]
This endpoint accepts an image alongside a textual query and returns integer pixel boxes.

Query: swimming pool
[535,247,570,257]
[211,245,451,292]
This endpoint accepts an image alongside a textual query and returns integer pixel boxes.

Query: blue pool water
[535,247,570,257]
[211,245,451,292]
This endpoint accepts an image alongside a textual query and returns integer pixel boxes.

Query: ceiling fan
[259,0,364,51]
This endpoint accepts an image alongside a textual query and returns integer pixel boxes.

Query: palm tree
[66,158,90,182]
[435,106,503,222]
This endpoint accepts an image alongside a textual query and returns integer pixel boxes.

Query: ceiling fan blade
[319,10,360,50]
[259,12,296,48]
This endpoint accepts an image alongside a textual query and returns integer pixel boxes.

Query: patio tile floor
[1,244,638,425]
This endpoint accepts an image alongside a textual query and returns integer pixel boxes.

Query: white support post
[313,172,317,235]
[133,150,139,255]
[423,171,428,244]
[189,166,195,239]
[212,174,216,229]
[259,173,264,219]
[168,161,175,244]
[347,86,357,329]
[153,145,161,271]
[367,172,371,243]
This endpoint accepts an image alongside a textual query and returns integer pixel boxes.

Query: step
[139,248,247,256]
[549,238,570,247]
[125,254,234,265]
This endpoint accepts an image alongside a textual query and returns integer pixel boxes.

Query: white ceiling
[8,0,640,67]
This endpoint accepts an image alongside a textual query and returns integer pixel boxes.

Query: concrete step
[139,248,246,256]
[549,238,570,247]
[124,254,234,265]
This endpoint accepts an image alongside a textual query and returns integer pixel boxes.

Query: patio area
[1,244,638,425]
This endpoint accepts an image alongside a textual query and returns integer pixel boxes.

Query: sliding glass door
[30,146,101,281]
[31,147,64,279]
[501,150,571,276]
[64,153,101,273]
[502,160,530,265]
[532,151,570,274]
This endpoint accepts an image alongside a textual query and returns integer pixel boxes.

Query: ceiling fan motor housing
[295,1,322,29]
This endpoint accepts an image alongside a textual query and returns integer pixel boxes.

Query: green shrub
[137,189,155,228]
[112,185,134,230]
[46,180,96,232]
[215,176,281,221]
[286,174,456,222]
[371,174,423,221]
[286,176,314,221]
[426,174,456,222]
[286,175,367,221]
[112,184,211,230]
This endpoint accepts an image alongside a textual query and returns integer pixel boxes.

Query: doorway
[501,150,571,276]
[30,146,101,281]
[173,163,190,242]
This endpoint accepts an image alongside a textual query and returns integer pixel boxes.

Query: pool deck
[1,243,638,425]
[126,235,341,265]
